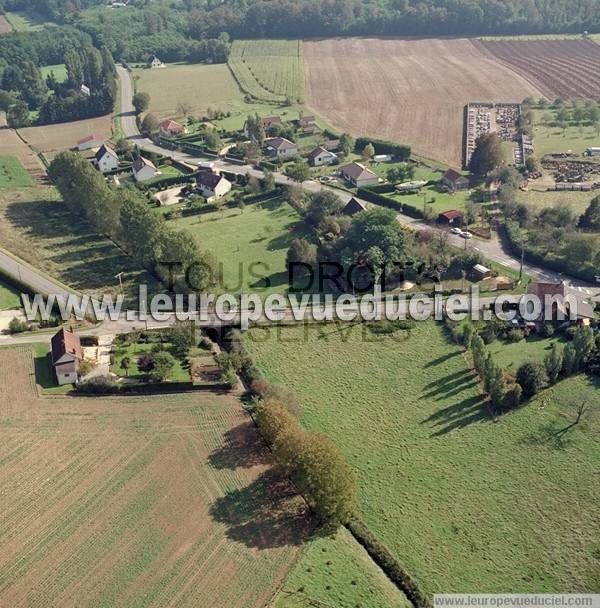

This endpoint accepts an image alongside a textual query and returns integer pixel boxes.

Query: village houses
[133,155,159,182]
[308,146,338,167]
[265,137,298,161]
[340,162,379,188]
[196,169,232,200]
[93,144,119,173]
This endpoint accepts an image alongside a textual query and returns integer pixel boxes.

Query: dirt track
[304,37,543,167]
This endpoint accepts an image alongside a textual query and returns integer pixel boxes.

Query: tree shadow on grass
[422,393,488,436]
[208,421,271,471]
[424,350,460,368]
[421,368,475,399]
[209,468,314,549]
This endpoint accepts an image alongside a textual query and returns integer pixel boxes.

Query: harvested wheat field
[18,114,113,161]
[0,127,46,181]
[475,38,600,100]
[304,37,542,167]
[0,347,311,608]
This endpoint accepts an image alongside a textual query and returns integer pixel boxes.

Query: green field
[532,108,599,157]
[516,188,593,215]
[40,63,67,83]
[0,277,21,310]
[168,198,301,295]
[4,10,48,31]
[134,62,310,131]
[272,527,410,608]
[228,39,304,103]
[0,186,160,302]
[246,322,600,597]
[0,156,33,188]
[134,63,246,119]
[391,184,473,214]
[488,333,567,373]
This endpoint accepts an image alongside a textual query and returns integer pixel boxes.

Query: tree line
[0,40,117,127]
[48,152,215,293]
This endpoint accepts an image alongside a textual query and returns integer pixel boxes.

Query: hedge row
[355,137,411,161]
[357,187,425,220]
[348,519,431,608]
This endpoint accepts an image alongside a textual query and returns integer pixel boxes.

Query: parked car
[460,231,473,239]
[450,227,463,235]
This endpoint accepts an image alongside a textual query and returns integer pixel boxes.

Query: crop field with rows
[228,40,304,103]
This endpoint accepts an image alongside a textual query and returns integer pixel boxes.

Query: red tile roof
[51,328,82,363]
[438,209,464,220]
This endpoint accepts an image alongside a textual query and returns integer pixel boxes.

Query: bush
[8,317,29,334]
[516,361,548,398]
[540,323,555,338]
[222,368,239,389]
[250,378,270,398]
[506,328,525,343]
[76,376,116,394]
[502,383,522,412]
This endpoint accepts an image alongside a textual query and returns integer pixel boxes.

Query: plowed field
[0,347,310,608]
[303,37,542,167]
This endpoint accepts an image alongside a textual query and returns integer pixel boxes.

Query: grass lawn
[272,527,410,608]
[391,184,473,214]
[0,277,21,309]
[488,333,567,373]
[142,163,183,186]
[40,63,67,83]
[111,342,190,382]
[0,186,161,303]
[245,321,600,597]
[516,188,594,215]
[168,197,302,295]
[532,108,599,157]
[0,156,33,188]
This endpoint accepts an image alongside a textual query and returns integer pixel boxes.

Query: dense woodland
[2,0,599,58]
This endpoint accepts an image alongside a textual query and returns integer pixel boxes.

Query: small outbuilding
[472,264,492,280]
[343,197,367,216]
[437,209,464,226]
[77,135,104,151]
